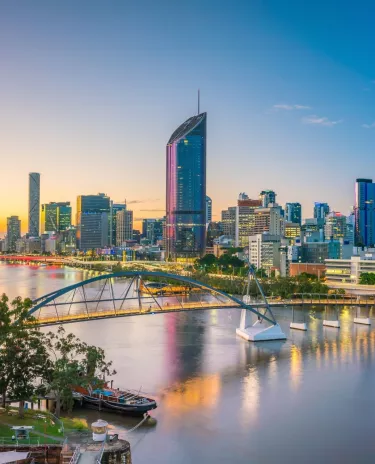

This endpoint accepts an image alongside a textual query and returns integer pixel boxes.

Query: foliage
[195,252,246,274]
[44,326,116,417]
[359,272,375,285]
[0,295,49,417]
[111,262,123,273]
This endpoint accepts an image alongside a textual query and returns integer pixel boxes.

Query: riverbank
[0,408,88,444]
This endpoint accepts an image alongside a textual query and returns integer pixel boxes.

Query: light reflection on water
[2,264,375,462]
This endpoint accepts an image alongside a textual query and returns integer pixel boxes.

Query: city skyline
[1,1,375,233]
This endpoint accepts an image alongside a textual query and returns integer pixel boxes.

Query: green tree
[0,295,49,416]
[111,262,123,273]
[44,326,116,417]
[359,272,375,285]
[44,327,86,417]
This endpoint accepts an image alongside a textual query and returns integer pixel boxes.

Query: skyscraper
[116,207,133,246]
[142,218,163,244]
[285,202,302,225]
[166,112,206,260]
[355,178,375,246]
[6,216,21,252]
[324,212,346,240]
[206,196,212,224]
[313,202,329,221]
[28,172,40,237]
[76,194,110,251]
[110,201,126,246]
[41,202,71,233]
[259,190,276,207]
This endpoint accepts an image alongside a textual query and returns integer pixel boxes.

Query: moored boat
[72,384,157,416]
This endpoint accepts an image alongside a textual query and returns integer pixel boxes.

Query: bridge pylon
[236,262,286,342]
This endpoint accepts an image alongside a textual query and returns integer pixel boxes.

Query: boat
[72,384,157,416]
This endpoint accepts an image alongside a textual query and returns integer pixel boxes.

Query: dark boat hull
[79,394,157,416]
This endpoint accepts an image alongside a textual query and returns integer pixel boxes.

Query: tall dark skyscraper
[166,112,206,260]
[76,193,110,251]
[314,202,329,221]
[355,178,375,247]
[285,202,302,225]
[28,172,40,237]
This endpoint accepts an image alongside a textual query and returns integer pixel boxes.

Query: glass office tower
[166,113,206,260]
[355,178,375,247]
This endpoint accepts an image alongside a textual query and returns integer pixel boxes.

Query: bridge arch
[29,271,275,325]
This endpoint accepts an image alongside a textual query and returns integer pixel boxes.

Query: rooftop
[167,113,206,145]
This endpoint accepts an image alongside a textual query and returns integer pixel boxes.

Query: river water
[1,263,375,463]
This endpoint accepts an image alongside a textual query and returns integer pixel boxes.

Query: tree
[359,272,375,285]
[111,262,123,273]
[44,327,86,417]
[44,326,116,417]
[0,295,49,416]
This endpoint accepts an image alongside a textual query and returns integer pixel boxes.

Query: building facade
[285,202,302,225]
[355,178,375,247]
[166,113,206,260]
[324,212,346,240]
[259,190,276,207]
[76,194,110,251]
[313,202,329,221]
[28,172,40,237]
[110,202,126,246]
[206,196,212,224]
[116,208,133,246]
[41,202,71,233]
[142,218,163,245]
[249,233,284,274]
[6,216,21,252]
[221,206,236,241]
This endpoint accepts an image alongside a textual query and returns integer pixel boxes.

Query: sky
[1,0,375,233]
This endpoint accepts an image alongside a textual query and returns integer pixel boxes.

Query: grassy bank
[0,408,88,444]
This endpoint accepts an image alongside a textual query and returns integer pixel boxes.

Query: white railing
[69,445,81,464]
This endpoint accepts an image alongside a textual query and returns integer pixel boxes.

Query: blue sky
[0,0,374,230]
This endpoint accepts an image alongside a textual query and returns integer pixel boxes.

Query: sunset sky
[1,0,375,234]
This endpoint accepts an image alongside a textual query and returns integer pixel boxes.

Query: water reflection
[4,265,375,463]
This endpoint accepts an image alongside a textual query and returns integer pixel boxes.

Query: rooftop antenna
[198,89,200,115]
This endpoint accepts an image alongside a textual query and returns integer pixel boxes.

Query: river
[1,263,375,463]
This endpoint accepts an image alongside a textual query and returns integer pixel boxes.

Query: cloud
[363,122,375,129]
[272,104,311,111]
[127,198,160,204]
[302,115,342,127]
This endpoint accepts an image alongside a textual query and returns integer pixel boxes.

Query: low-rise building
[289,263,326,278]
[325,251,375,284]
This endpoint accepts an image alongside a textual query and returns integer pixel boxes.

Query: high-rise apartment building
[110,202,126,246]
[235,198,262,248]
[313,202,330,221]
[6,216,21,252]
[116,207,133,246]
[221,206,236,241]
[166,112,206,259]
[206,196,212,224]
[28,172,40,237]
[259,190,276,207]
[324,212,346,240]
[41,202,71,233]
[355,178,375,247]
[76,194,110,251]
[285,202,302,225]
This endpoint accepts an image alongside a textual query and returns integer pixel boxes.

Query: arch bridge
[28,271,268,324]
